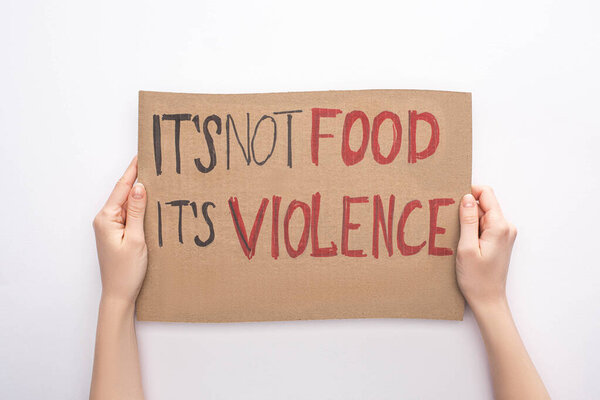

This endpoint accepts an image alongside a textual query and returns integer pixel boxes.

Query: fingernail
[462,194,475,207]
[132,183,144,199]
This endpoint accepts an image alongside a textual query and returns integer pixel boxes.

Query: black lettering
[157,201,163,247]
[153,115,162,175]
[273,110,303,168]
[194,202,216,247]
[166,200,190,244]
[226,114,251,170]
[251,115,277,166]
[162,114,192,174]
[193,114,221,173]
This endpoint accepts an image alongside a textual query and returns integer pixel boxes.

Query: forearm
[472,299,549,400]
[90,296,144,400]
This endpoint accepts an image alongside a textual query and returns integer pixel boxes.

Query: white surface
[1,0,599,398]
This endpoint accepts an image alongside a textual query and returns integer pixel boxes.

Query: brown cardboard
[136,89,471,322]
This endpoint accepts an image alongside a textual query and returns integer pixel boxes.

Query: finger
[124,182,147,240]
[121,201,128,223]
[458,193,481,254]
[471,185,503,215]
[106,156,138,209]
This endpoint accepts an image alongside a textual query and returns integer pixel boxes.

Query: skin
[90,159,549,400]
[457,186,550,400]
[90,156,146,400]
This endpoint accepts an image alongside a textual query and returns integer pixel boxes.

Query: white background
[1,0,599,398]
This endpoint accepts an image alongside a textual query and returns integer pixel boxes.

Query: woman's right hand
[92,156,148,306]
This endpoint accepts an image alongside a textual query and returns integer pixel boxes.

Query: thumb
[458,193,480,253]
[125,183,147,240]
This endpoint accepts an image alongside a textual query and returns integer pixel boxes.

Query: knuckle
[509,223,518,238]
[114,178,131,193]
[494,221,511,237]
[92,216,100,230]
[127,206,145,219]
[482,185,494,194]
[92,210,107,230]
[461,214,479,225]
[116,178,129,188]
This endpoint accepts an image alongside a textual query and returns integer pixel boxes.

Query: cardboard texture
[137,90,472,322]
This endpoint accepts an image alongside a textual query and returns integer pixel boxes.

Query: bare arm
[90,156,147,400]
[456,185,549,400]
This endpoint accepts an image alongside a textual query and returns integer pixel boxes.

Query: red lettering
[371,111,402,165]
[310,192,337,257]
[311,108,342,166]
[284,200,311,258]
[228,197,269,260]
[341,111,370,166]
[230,194,456,260]
[397,200,426,256]
[372,194,395,258]
[342,196,369,257]
[428,198,455,256]
[408,111,440,163]
[271,195,281,259]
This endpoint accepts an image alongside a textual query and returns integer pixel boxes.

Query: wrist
[468,295,510,322]
[99,293,136,316]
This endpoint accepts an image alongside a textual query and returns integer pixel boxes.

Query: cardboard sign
[137,90,471,322]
